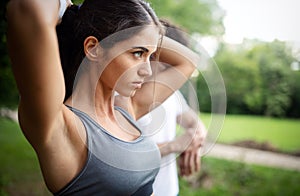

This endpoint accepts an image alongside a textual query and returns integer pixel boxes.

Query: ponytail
[57,5,83,101]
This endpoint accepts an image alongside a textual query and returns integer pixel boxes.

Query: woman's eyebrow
[131,46,149,52]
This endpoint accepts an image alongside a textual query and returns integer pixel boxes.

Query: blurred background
[0,0,299,195]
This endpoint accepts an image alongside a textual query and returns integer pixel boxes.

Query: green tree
[0,0,19,108]
[148,0,225,35]
[73,0,83,4]
[250,41,295,117]
[287,71,300,118]
[213,40,298,117]
[214,43,263,114]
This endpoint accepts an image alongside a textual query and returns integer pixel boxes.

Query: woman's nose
[138,61,152,77]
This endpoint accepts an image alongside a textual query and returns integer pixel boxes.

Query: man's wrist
[169,140,181,153]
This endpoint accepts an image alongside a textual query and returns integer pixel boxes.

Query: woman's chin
[116,89,136,98]
[129,90,137,97]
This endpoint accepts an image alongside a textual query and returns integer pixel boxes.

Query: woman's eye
[132,51,143,58]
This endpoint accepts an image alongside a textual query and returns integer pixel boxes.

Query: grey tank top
[54,106,161,196]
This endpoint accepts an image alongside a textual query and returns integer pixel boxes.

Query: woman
[6,0,197,195]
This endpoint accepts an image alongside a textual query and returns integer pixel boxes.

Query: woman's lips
[132,81,143,89]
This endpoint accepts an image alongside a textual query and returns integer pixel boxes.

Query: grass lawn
[200,113,300,152]
[179,156,300,196]
[0,117,50,196]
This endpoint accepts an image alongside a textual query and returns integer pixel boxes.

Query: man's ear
[84,36,100,61]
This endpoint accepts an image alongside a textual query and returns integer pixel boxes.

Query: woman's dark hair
[159,19,189,47]
[56,0,163,101]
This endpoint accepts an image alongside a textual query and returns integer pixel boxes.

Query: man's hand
[179,148,201,176]
[178,125,207,176]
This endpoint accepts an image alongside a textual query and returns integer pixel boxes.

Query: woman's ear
[84,36,100,61]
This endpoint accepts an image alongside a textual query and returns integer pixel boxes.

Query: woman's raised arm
[6,0,67,145]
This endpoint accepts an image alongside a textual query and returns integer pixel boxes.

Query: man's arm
[156,92,207,175]
[156,108,206,153]
[177,109,207,176]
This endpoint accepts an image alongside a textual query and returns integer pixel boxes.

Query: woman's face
[100,25,160,97]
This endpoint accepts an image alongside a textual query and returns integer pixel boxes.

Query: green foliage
[214,44,263,114]
[287,71,300,117]
[210,40,299,117]
[0,0,19,108]
[73,0,83,4]
[250,41,294,117]
[0,67,19,108]
[196,74,211,112]
[148,0,225,35]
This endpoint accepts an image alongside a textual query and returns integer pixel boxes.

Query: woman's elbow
[7,0,36,19]
[6,0,57,26]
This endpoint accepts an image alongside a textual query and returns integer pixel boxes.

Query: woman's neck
[65,72,115,120]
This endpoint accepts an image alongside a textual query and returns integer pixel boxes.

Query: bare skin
[6,0,197,193]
